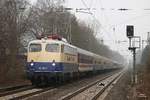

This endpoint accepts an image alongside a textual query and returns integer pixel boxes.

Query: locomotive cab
[28,41,62,70]
[26,35,78,84]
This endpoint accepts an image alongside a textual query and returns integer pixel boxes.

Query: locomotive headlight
[52,63,56,66]
[30,62,34,66]
[52,60,56,66]
[30,60,34,66]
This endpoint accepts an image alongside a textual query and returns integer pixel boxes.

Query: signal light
[126,25,134,38]
[30,62,34,66]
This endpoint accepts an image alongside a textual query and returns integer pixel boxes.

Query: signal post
[126,25,140,85]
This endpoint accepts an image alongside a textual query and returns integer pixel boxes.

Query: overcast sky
[30,0,150,60]
[64,0,150,59]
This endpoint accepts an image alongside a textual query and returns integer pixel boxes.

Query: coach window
[29,44,41,52]
[64,45,76,55]
[46,44,59,52]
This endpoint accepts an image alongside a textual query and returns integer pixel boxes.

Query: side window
[78,53,93,64]
[29,44,41,52]
[46,44,60,52]
[63,45,76,55]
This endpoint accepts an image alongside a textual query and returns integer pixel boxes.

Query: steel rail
[0,85,35,97]
[60,70,123,100]
[91,72,124,100]
[0,84,31,93]
[0,86,56,100]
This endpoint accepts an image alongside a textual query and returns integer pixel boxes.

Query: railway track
[0,84,31,93]
[0,85,56,100]
[60,70,124,100]
[0,70,124,100]
[0,84,34,97]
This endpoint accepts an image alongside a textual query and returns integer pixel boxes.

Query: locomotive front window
[29,44,41,52]
[46,44,59,52]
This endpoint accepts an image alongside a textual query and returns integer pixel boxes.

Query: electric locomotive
[27,35,79,84]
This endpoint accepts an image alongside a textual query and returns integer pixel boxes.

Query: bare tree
[27,0,71,39]
[0,0,30,81]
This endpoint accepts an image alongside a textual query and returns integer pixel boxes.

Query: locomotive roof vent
[47,34,62,40]
[48,34,68,42]
[37,33,68,43]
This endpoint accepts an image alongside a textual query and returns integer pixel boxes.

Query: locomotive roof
[28,39,76,48]
[29,39,64,44]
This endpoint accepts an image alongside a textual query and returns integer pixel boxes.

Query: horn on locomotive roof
[36,33,61,40]
[47,34,62,40]
[36,33,68,42]
[48,34,68,43]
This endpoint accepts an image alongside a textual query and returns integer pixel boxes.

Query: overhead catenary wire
[97,0,118,44]
[80,0,132,54]
[96,6,150,40]
[80,0,115,41]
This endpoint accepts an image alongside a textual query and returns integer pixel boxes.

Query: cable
[80,0,115,41]
[97,0,117,42]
